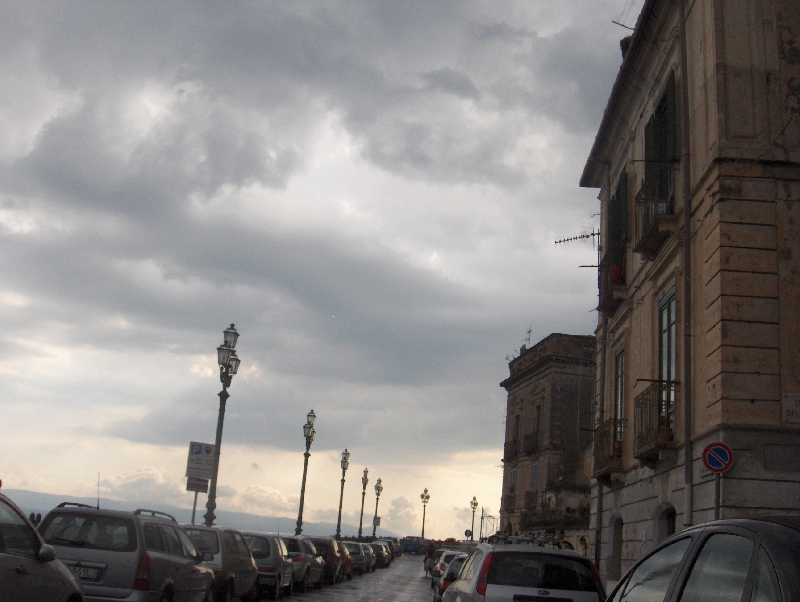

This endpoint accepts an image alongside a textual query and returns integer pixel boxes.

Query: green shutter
[617,170,628,242]
[645,115,656,199]
[664,71,677,161]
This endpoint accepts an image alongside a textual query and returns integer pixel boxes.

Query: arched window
[656,504,677,542]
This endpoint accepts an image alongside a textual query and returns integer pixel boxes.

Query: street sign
[373,516,381,527]
[702,442,734,473]
[186,477,209,493]
[186,442,215,479]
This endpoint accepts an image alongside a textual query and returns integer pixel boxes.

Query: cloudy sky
[0,1,642,538]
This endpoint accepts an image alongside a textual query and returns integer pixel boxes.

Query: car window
[345,542,360,554]
[245,535,270,559]
[144,522,165,552]
[233,532,250,557]
[306,539,318,555]
[177,528,199,558]
[221,531,237,556]
[678,533,754,602]
[161,525,185,557]
[283,537,300,554]
[460,550,483,581]
[39,511,137,553]
[751,547,781,602]
[0,498,39,558]
[618,537,691,602]
[278,538,287,556]
[447,557,467,578]
[184,528,220,554]
[487,552,598,591]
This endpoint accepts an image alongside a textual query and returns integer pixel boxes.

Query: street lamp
[295,409,317,535]
[470,496,479,541]
[358,468,369,539]
[335,448,350,539]
[204,324,241,527]
[420,488,430,539]
[371,477,383,538]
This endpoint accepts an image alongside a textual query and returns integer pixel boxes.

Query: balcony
[520,506,591,530]
[523,432,540,456]
[634,381,677,460]
[593,418,626,478]
[524,490,538,509]
[504,493,516,512]
[633,166,678,260]
[504,439,519,462]
[598,248,627,314]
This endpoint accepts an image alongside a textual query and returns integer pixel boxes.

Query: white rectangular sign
[373,516,381,527]
[186,442,215,479]
[783,394,800,423]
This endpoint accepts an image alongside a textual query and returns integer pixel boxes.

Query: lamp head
[362,468,369,487]
[223,324,239,349]
[228,351,241,375]
[375,477,383,495]
[341,448,350,471]
[307,409,316,426]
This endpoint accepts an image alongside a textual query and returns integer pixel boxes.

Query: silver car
[240,532,293,599]
[281,535,324,591]
[182,525,258,602]
[0,491,83,602]
[39,504,214,602]
[442,543,605,602]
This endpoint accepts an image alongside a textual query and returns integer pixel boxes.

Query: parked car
[433,553,467,602]
[430,550,461,588]
[38,504,214,602]
[370,542,390,568]
[0,490,84,602]
[282,534,324,591]
[336,539,353,580]
[239,532,293,600]
[308,536,342,584]
[606,518,800,602]
[343,541,366,574]
[403,537,422,555]
[360,543,376,572]
[374,538,397,559]
[442,542,604,602]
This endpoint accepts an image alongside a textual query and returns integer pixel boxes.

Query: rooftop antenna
[525,327,531,347]
[555,223,600,269]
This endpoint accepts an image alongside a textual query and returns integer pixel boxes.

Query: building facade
[581,0,800,582]
[499,333,595,549]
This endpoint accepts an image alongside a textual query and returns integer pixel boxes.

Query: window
[534,405,542,435]
[644,71,677,206]
[509,469,517,493]
[659,290,677,428]
[616,537,691,601]
[160,525,184,557]
[183,528,219,554]
[39,512,136,553]
[609,169,629,250]
[233,531,250,557]
[487,552,598,591]
[613,347,625,442]
[144,523,165,552]
[460,550,483,581]
[530,464,538,492]
[752,548,781,602]
[177,528,199,558]
[513,414,520,442]
[0,499,39,558]
[678,533,754,602]
[245,536,271,559]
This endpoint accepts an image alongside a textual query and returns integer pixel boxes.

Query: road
[286,554,435,602]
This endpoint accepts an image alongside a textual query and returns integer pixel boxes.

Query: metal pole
[714,473,720,520]
[421,503,427,539]
[479,507,484,540]
[204,388,228,526]
[471,508,476,541]
[372,494,380,538]
[336,468,346,539]
[358,483,367,539]
[191,491,198,525]
[295,444,311,535]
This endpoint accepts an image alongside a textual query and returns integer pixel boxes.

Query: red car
[335,540,353,580]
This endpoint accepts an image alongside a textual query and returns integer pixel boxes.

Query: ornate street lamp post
[420,488,430,539]
[295,409,317,535]
[358,468,369,540]
[335,448,350,539]
[371,477,383,538]
[204,324,241,527]
[470,496,479,541]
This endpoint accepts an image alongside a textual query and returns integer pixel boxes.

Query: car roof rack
[56,502,96,508]
[134,509,177,522]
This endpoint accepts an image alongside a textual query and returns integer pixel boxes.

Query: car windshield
[345,543,361,554]
[488,552,597,592]
[39,512,136,552]
[245,536,271,559]
[184,528,220,554]
[283,538,300,553]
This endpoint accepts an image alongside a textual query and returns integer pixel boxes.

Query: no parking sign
[702,442,734,473]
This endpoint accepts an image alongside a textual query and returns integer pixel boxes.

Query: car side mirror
[38,544,56,562]
[202,551,214,562]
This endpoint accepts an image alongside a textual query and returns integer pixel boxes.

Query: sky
[0,0,643,539]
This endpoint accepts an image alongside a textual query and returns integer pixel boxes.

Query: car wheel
[315,572,324,589]
[284,573,294,597]
[345,567,352,581]
[335,565,343,583]
[297,570,309,593]
[158,589,173,602]
[215,583,233,602]
[267,582,279,601]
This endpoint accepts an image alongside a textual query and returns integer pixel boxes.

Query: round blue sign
[702,442,734,473]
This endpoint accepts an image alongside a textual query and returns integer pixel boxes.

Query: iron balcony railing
[634,381,677,459]
[504,439,519,462]
[598,247,626,314]
[633,164,677,259]
[523,432,540,456]
[593,418,626,477]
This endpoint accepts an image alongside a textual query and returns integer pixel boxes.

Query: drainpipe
[678,0,693,528]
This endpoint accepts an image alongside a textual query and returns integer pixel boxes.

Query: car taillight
[258,566,276,573]
[215,571,227,579]
[133,551,150,590]
[292,553,305,563]
[439,562,446,571]
[475,552,493,596]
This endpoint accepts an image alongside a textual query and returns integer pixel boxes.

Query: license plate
[72,565,102,580]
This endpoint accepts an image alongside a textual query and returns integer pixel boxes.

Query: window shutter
[617,169,628,242]
[645,115,656,199]
[664,71,677,161]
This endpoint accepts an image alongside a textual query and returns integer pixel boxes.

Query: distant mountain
[5,488,396,538]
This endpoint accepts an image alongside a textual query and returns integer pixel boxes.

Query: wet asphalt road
[284,553,434,602]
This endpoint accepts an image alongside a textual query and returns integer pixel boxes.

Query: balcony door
[658,291,676,428]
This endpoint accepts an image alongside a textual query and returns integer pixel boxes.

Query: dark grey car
[182,525,258,602]
[39,504,214,602]
[0,491,83,602]
[281,535,324,592]
[240,532,293,600]
[606,518,800,602]
[343,541,366,574]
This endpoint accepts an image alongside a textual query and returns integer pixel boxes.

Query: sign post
[186,442,215,524]
[702,442,734,520]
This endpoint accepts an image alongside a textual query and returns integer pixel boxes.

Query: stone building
[581,0,800,583]
[499,333,595,549]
